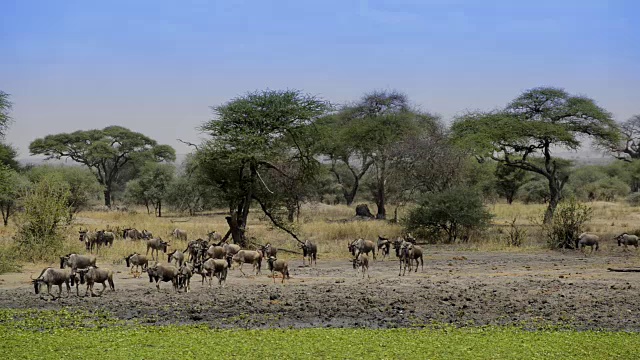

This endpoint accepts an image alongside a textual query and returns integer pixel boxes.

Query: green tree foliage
[26,165,101,221]
[452,87,619,223]
[329,90,439,219]
[405,187,493,243]
[517,178,550,204]
[0,165,29,226]
[0,91,12,138]
[14,175,70,261]
[29,126,176,207]
[195,89,329,246]
[124,162,174,217]
[495,163,527,204]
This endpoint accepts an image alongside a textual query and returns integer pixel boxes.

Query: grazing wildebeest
[577,233,599,253]
[32,267,78,299]
[146,238,169,261]
[377,235,391,260]
[616,233,639,251]
[207,231,223,243]
[167,249,185,267]
[76,266,115,297]
[147,263,179,292]
[123,228,142,240]
[300,239,317,266]
[171,228,188,241]
[124,253,148,278]
[60,253,96,272]
[348,238,376,260]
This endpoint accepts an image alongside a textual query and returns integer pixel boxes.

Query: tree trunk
[544,181,561,224]
[157,200,162,217]
[103,189,112,207]
[1,204,9,226]
[287,204,295,222]
[225,214,247,248]
[506,194,514,205]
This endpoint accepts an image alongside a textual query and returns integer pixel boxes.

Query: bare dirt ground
[2,247,640,330]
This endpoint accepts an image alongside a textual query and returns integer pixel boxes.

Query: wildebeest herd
[32,227,633,300]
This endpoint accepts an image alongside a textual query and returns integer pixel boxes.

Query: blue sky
[1,0,638,158]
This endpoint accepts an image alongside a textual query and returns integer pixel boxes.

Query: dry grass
[1,200,639,269]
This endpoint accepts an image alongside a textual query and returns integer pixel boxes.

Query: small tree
[125,163,174,217]
[0,91,12,138]
[540,199,592,249]
[495,163,527,204]
[0,165,28,226]
[14,175,70,261]
[405,187,493,243]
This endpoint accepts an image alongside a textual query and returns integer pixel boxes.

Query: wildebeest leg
[399,259,403,276]
[65,281,71,297]
[272,270,276,284]
[56,284,62,299]
[99,282,107,296]
[238,263,246,276]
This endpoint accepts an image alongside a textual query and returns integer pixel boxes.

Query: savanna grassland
[2,201,640,359]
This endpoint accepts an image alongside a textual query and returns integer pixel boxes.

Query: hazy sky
[1,0,638,159]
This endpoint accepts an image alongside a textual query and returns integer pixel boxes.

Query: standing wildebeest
[177,263,193,292]
[577,233,599,253]
[260,243,278,259]
[300,239,317,266]
[146,238,169,261]
[184,239,209,262]
[206,244,225,260]
[196,258,228,287]
[147,263,179,292]
[167,249,185,267]
[172,228,188,241]
[222,242,241,257]
[123,228,142,240]
[79,229,100,253]
[125,253,148,278]
[348,238,376,260]
[402,243,424,274]
[377,235,391,260]
[616,233,639,251]
[266,256,290,284]
[76,266,115,297]
[207,231,223,243]
[60,253,97,272]
[32,267,78,299]
[353,253,370,279]
[97,230,115,248]
[230,250,262,276]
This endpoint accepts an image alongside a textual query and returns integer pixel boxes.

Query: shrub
[627,192,640,207]
[14,175,70,262]
[404,187,493,243]
[504,217,527,247]
[540,198,592,250]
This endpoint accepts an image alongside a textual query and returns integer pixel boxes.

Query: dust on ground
[1,247,639,330]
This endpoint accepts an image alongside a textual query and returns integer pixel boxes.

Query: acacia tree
[612,114,640,161]
[452,87,619,223]
[494,163,527,204]
[0,91,12,138]
[194,89,329,247]
[29,126,176,207]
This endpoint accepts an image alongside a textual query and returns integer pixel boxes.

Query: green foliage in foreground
[0,310,638,359]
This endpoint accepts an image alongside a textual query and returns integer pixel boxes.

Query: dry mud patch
[1,249,640,330]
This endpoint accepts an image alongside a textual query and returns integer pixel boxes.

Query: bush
[517,179,550,204]
[627,192,640,207]
[540,198,592,250]
[0,244,20,274]
[14,175,70,262]
[404,187,493,243]
[504,217,527,247]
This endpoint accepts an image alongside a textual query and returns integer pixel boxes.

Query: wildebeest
[172,228,188,241]
[167,249,185,267]
[146,238,169,261]
[266,256,289,284]
[177,263,193,292]
[141,229,153,240]
[300,239,317,266]
[401,243,424,275]
[353,253,370,279]
[230,250,262,276]
[60,253,96,272]
[615,233,639,251]
[123,228,142,240]
[206,244,225,260]
[195,258,228,287]
[260,243,278,259]
[76,266,115,297]
[377,236,391,260]
[124,253,148,278]
[577,233,599,253]
[348,238,376,260]
[96,230,115,248]
[147,263,179,292]
[184,238,209,263]
[207,231,223,243]
[32,267,78,299]
[79,229,100,253]
[223,242,241,258]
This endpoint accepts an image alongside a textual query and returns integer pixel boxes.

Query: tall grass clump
[14,175,70,262]
[540,198,592,250]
